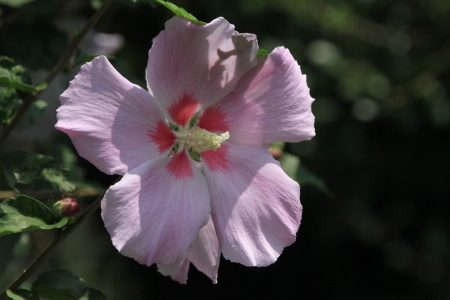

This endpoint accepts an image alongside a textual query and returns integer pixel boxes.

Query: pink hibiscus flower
[55,16,315,283]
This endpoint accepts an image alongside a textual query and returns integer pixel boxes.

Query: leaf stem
[0,0,113,149]
[0,176,121,300]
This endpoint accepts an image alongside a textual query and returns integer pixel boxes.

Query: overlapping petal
[56,56,169,175]
[146,16,258,124]
[186,217,221,283]
[101,152,210,266]
[157,258,190,284]
[202,144,302,266]
[198,47,315,145]
[157,217,221,284]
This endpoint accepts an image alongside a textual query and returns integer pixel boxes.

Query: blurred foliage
[0,0,449,299]
[0,195,69,237]
[7,269,107,300]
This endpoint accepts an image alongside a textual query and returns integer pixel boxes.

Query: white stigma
[178,127,229,153]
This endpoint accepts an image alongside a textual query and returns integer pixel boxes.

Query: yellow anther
[186,128,229,153]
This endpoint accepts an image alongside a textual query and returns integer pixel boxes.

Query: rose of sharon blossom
[55,16,315,283]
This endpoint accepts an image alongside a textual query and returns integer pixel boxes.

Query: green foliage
[72,50,115,68]
[0,0,35,8]
[0,57,47,125]
[0,195,68,237]
[155,0,207,24]
[256,48,269,57]
[280,151,332,197]
[0,57,47,93]
[0,152,76,192]
[31,269,107,300]
[0,85,22,124]
[20,100,48,126]
[7,289,38,300]
[6,269,107,300]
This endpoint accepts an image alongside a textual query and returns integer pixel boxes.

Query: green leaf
[257,48,269,57]
[1,151,76,192]
[156,0,207,25]
[32,269,108,300]
[81,288,108,300]
[0,66,46,93]
[6,289,39,300]
[296,164,333,198]
[0,0,35,8]
[19,100,47,126]
[280,152,333,197]
[0,86,22,124]
[2,195,54,224]
[0,195,68,237]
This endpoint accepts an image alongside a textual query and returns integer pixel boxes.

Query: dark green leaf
[0,86,22,124]
[0,67,46,93]
[296,164,333,198]
[0,195,68,237]
[156,0,207,25]
[6,289,39,300]
[32,269,90,300]
[0,0,35,8]
[19,100,47,126]
[82,288,108,300]
[2,195,54,224]
[1,151,76,192]
[257,48,269,57]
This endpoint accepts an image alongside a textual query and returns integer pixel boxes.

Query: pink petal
[56,56,170,175]
[146,16,258,118]
[157,258,190,284]
[187,216,221,284]
[101,152,210,265]
[202,144,302,266]
[198,47,315,145]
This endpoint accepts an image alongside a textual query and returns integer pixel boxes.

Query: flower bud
[53,198,79,219]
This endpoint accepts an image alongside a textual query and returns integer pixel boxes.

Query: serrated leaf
[0,195,68,237]
[19,100,47,126]
[257,48,269,57]
[0,57,47,93]
[1,151,76,192]
[6,289,39,300]
[156,0,207,25]
[0,70,46,92]
[32,269,107,300]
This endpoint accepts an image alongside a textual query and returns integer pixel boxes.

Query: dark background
[1,0,450,299]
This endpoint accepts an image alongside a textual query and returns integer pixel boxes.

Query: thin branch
[0,187,103,201]
[0,176,121,299]
[0,0,113,149]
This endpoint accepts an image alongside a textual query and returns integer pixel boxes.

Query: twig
[0,176,121,299]
[0,0,113,149]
